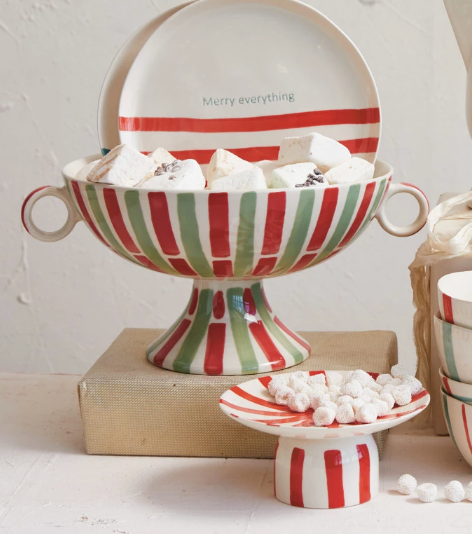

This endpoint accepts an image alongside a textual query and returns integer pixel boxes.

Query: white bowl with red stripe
[220,371,430,507]
[441,388,472,469]
[440,367,472,404]
[438,271,472,330]
[21,157,428,376]
[21,156,428,376]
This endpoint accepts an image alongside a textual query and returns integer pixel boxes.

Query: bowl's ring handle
[375,182,429,237]
[21,185,81,242]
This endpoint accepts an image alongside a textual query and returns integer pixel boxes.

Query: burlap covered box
[78,329,397,458]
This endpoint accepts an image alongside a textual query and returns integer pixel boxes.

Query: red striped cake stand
[220,371,430,508]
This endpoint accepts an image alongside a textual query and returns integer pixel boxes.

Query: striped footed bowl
[21,155,429,375]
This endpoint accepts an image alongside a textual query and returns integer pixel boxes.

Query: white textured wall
[1,0,472,374]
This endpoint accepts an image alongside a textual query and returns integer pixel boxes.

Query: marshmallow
[211,167,267,191]
[465,482,472,502]
[397,474,417,495]
[274,385,294,406]
[350,398,366,414]
[88,144,156,187]
[336,403,355,424]
[381,383,396,395]
[380,392,395,410]
[350,370,373,387]
[391,364,410,379]
[337,395,354,406]
[77,160,99,181]
[278,132,351,172]
[340,380,363,398]
[417,483,437,503]
[445,481,465,502]
[291,371,310,382]
[371,398,389,417]
[289,376,309,393]
[255,160,279,186]
[271,163,328,189]
[313,406,336,427]
[362,387,380,399]
[268,376,289,396]
[207,149,255,186]
[326,372,343,387]
[402,376,423,395]
[148,147,175,166]
[391,378,403,387]
[140,159,205,191]
[307,374,326,388]
[376,374,393,386]
[355,403,378,424]
[320,399,338,412]
[311,394,330,411]
[288,392,311,413]
[392,385,412,406]
[325,157,375,185]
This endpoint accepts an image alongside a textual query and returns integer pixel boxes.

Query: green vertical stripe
[275,189,315,273]
[173,289,214,373]
[227,287,260,373]
[234,192,257,278]
[443,322,460,381]
[177,193,213,277]
[358,178,388,234]
[251,282,304,364]
[442,392,459,450]
[124,190,176,274]
[316,184,361,262]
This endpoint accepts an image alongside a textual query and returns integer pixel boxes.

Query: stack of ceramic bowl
[435,272,472,466]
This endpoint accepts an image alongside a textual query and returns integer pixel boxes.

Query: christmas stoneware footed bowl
[220,371,430,508]
[21,158,428,375]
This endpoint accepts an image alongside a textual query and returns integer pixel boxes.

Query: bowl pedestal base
[146,279,310,375]
[274,434,379,508]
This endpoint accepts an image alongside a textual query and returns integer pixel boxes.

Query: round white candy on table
[371,398,389,417]
[376,374,393,386]
[307,374,326,387]
[351,398,366,413]
[288,392,311,413]
[326,371,343,387]
[313,406,336,427]
[340,379,363,398]
[445,481,465,503]
[275,385,295,406]
[392,385,412,406]
[355,403,378,424]
[337,395,354,406]
[336,403,355,424]
[391,364,409,379]
[402,376,423,395]
[397,474,417,495]
[380,393,395,410]
[465,482,472,502]
[417,483,437,503]
[350,370,372,386]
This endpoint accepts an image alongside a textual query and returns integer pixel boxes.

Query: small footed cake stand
[219,371,430,509]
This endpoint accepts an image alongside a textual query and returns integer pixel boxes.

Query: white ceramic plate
[118,0,381,164]
[219,371,430,439]
[98,2,193,155]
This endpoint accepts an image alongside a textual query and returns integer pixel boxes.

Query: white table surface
[1,373,472,534]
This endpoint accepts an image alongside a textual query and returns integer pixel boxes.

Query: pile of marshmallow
[397,474,472,503]
[78,132,375,191]
[268,364,422,427]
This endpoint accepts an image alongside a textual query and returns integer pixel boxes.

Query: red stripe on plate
[325,450,345,508]
[21,186,49,232]
[259,376,273,389]
[253,257,277,276]
[213,291,225,319]
[208,193,230,258]
[290,448,305,507]
[204,323,226,375]
[357,444,371,504]
[71,182,109,246]
[212,260,234,278]
[262,192,286,255]
[220,398,293,417]
[230,385,293,412]
[244,288,257,316]
[307,187,339,251]
[103,188,141,254]
[288,253,317,274]
[188,288,199,315]
[273,316,311,353]
[148,192,180,255]
[442,294,454,324]
[153,319,191,366]
[133,254,165,272]
[119,108,380,133]
[338,181,376,248]
[249,321,286,370]
[168,258,198,276]
[462,404,472,455]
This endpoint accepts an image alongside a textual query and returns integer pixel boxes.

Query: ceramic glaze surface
[438,271,472,330]
[441,388,472,468]
[440,367,472,404]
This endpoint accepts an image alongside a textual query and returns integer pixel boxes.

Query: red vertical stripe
[307,188,339,251]
[103,188,140,253]
[168,258,198,276]
[462,404,472,455]
[212,260,234,278]
[243,288,257,316]
[290,448,305,507]
[249,321,286,370]
[288,253,318,274]
[208,193,230,258]
[253,257,277,276]
[133,254,165,272]
[148,192,180,255]
[356,444,371,504]
[324,450,345,508]
[153,319,191,366]
[274,441,279,498]
[188,288,199,315]
[71,181,109,247]
[338,182,376,248]
[442,376,452,395]
[443,294,454,324]
[213,291,225,319]
[261,192,286,255]
[274,316,311,353]
[204,323,226,375]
